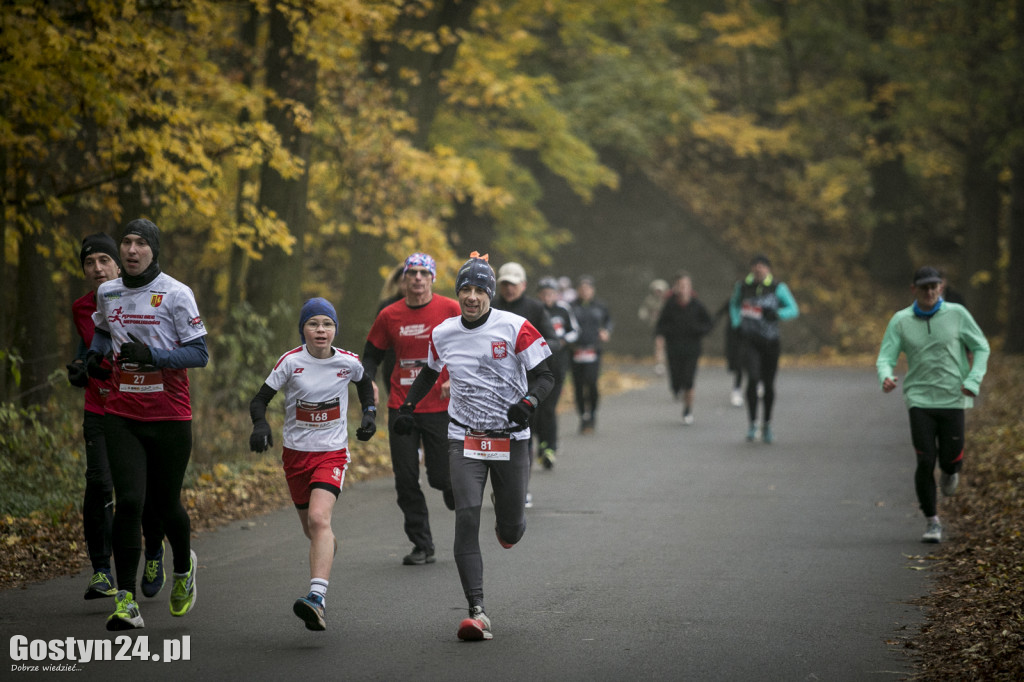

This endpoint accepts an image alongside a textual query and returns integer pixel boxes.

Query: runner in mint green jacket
[876,266,989,544]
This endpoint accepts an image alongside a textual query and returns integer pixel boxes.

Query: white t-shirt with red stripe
[264,346,365,452]
[92,272,207,421]
[426,309,551,440]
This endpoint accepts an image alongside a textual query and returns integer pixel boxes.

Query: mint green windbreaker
[875,301,990,409]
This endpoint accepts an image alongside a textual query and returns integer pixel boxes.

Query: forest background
[1,1,1023,677]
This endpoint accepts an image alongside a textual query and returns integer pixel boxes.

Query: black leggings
[534,364,566,451]
[742,335,780,423]
[571,359,601,420]
[104,416,193,593]
[908,408,965,518]
[81,413,163,572]
[448,438,529,610]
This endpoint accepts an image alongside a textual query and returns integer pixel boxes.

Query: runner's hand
[391,404,416,435]
[119,332,153,365]
[506,397,536,426]
[66,362,89,388]
[85,351,111,380]
[356,407,376,441]
[250,420,273,453]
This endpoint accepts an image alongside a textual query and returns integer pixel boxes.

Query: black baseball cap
[913,266,943,286]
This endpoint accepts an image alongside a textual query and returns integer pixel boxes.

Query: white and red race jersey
[427,309,551,440]
[366,295,461,411]
[92,273,207,421]
[264,346,364,452]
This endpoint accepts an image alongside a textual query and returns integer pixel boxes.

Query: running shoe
[921,520,943,543]
[730,389,744,408]
[539,448,556,470]
[762,424,773,444]
[293,592,326,631]
[682,409,694,425]
[106,590,144,631]
[141,540,165,598]
[403,547,436,565]
[457,605,493,641]
[746,423,758,442]
[940,472,960,497]
[85,570,116,600]
[169,549,197,616]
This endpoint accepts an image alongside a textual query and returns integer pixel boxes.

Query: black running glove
[66,362,89,388]
[119,332,153,365]
[507,396,538,427]
[85,351,111,380]
[250,419,273,453]
[391,404,416,436]
[356,407,377,441]
[762,307,778,321]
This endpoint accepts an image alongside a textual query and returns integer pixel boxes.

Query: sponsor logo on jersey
[399,323,429,337]
[107,307,160,327]
[294,368,305,374]
[150,294,163,308]
[332,467,342,482]
[336,369,351,378]
[491,341,507,359]
[188,316,205,331]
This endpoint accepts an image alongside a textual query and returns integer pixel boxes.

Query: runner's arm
[526,358,555,405]
[249,382,278,423]
[149,336,209,369]
[354,373,376,411]
[401,366,440,410]
[361,340,386,381]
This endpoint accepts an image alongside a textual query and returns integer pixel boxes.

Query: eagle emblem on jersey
[150,294,163,308]
[491,341,507,359]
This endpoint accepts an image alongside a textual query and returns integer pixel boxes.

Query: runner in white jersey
[86,219,208,631]
[249,297,376,631]
[392,253,554,642]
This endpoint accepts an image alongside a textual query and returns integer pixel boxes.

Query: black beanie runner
[79,233,121,269]
[119,218,162,288]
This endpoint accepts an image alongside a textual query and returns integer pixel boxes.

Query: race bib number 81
[463,431,510,461]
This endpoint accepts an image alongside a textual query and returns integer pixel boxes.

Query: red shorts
[282,447,349,507]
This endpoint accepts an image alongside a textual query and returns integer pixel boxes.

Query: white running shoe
[940,472,960,497]
[730,389,743,408]
[921,520,943,543]
[457,605,493,641]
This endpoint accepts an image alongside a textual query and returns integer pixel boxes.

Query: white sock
[310,578,328,604]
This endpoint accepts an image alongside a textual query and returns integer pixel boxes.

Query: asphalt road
[1,365,935,681]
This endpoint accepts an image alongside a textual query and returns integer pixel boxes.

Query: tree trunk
[14,215,55,407]
[862,0,912,287]
[961,138,1001,335]
[365,0,479,148]
[1005,152,1024,353]
[247,3,318,347]
[0,146,9,402]
[228,2,260,311]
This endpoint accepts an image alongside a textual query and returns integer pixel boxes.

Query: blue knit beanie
[299,297,338,343]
